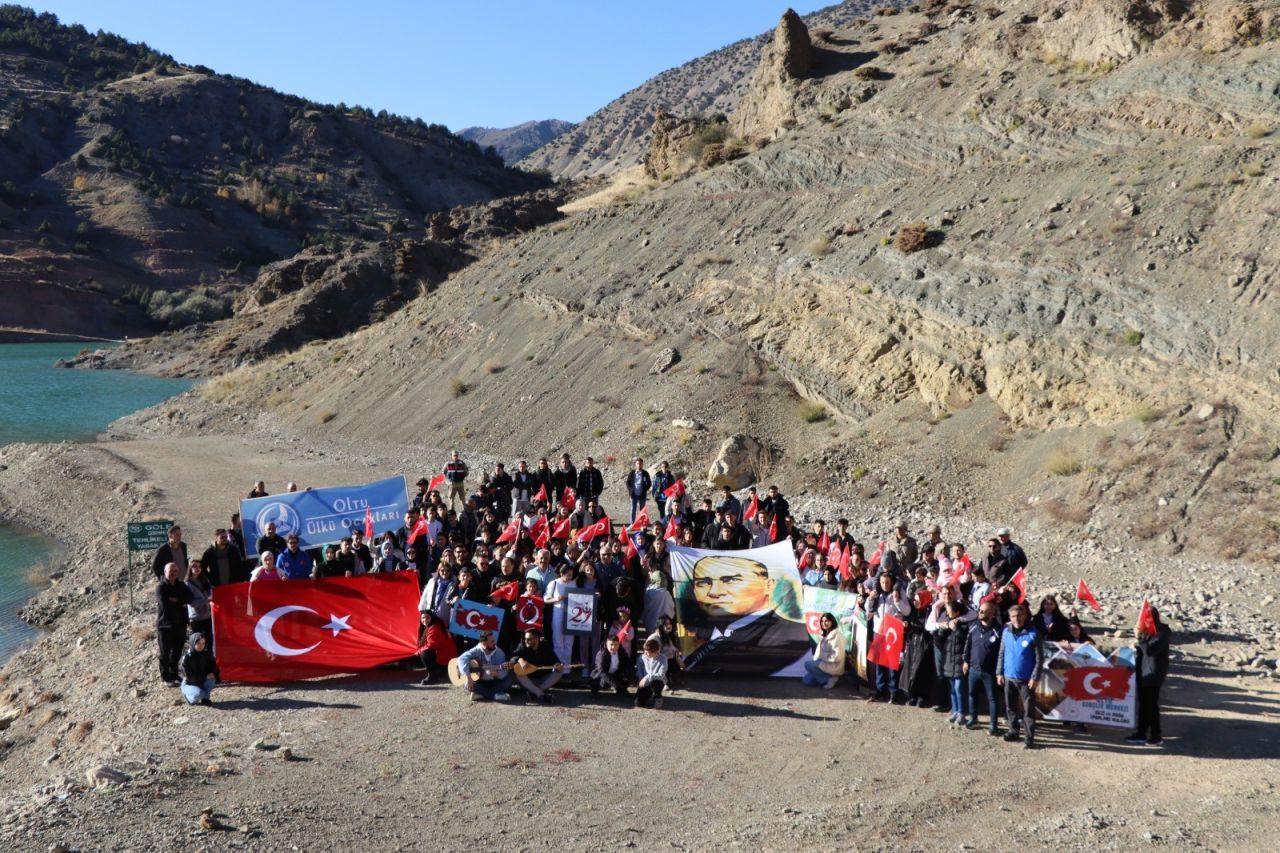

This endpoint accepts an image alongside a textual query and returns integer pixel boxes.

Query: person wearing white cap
[996,528,1027,577]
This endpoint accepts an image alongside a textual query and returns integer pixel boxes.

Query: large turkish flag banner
[211,573,420,682]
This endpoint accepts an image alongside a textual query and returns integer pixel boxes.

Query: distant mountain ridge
[0,4,547,340]
[517,1,892,178]
[458,119,573,165]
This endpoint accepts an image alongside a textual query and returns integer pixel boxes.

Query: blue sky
[32,1,829,130]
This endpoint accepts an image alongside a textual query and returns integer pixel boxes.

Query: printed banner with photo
[669,540,808,677]
[1033,642,1136,728]
[240,475,409,556]
[802,586,861,649]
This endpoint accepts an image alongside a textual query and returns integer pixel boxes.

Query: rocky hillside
[147,0,1280,567]
[516,1,889,178]
[0,5,547,340]
[458,119,573,165]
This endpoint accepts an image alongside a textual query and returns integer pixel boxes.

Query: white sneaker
[494,692,511,702]
[824,676,838,689]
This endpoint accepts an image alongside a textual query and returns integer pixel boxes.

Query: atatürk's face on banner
[691,556,776,617]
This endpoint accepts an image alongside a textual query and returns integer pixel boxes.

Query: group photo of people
[149,451,1171,747]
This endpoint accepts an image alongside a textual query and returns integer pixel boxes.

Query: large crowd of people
[150,451,1171,746]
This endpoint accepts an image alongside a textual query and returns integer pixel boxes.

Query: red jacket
[421,621,458,665]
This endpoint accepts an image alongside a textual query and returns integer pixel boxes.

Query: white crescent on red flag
[495,517,520,543]
[559,487,576,511]
[867,613,904,671]
[211,573,420,682]
[427,473,445,492]
[663,515,680,541]
[743,492,759,521]
[1009,566,1028,604]
[629,507,650,532]
[533,483,548,503]
[576,516,611,545]
[551,516,571,540]
[663,479,686,500]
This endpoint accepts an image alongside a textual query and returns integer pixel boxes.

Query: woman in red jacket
[418,610,458,685]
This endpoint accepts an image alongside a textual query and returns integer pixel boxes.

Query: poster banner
[240,475,408,557]
[669,540,808,677]
[802,586,861,648]
[565,590,596,635]
[450,599,506,641]
[211,573,420,683]
[1034,642,1136,728]
[515,595,544,632]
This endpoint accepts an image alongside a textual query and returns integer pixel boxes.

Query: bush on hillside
[144,287,232,329]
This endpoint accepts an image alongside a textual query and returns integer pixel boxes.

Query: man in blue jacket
[962,601,1003,735]
[996,603,1043,748]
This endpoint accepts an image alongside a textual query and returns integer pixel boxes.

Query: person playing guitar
[454,631,513,702]
[512,628,566,704]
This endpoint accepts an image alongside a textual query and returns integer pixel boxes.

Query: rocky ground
[0,396,1278,850]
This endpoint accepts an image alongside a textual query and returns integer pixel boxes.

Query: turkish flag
[427,473,444,492]
[576,516,611,545]
[1009,567,1028,604]
[663,479,685,500]
[1063,666,1130,701]
[743,492,759,521]
[663,515,680,541]
[1136,599,1158,636]
[798,548,813,569]
[490,580,519,603]
[551,516,571,540]
[363,506,374,541]
[867,613,905,670]
[804,611,824,636]
[836,544,852,580]
[869,540,887,567]
[533,483,548,503]
[615,619,634,648]
[619,527,639,562]
[559,487,576,511]
[406,516,429,545]
[1076,578,1102,612]
[768,517,778,542]
[495,517,520,544]
[817,531,830,555]
[515,594,544,631]
[211,573,420,683]
[629,507,650,532]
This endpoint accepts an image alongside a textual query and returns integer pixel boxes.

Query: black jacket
[963,621,1002,674]
[181,646,220,685]
[551,465,577,501]
[937,615,969,679]
[624,469,652,498]
[576,466,604,501]
[1032,609,1069,642]
[1136,624,1171,686]
[532,467,554,500]
[156,580,193,629]
[151,542,188,579]
[201,544,247,586]
[256,533,286,558]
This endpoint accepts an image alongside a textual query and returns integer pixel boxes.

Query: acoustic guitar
[446,657,583,687]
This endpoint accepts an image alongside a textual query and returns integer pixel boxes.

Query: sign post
[126,520,172,612]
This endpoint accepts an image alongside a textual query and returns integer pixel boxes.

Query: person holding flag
[1125,601,1170,747]
[651,461,677,518]
[864,571,911,702]
[625,457,652,524]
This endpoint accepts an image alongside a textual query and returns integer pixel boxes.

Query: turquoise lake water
[0,342,193,661]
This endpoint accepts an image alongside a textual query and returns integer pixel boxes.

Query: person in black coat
[1032,595,1070,642]
[551,455,577,503]
[200,530,247,587]
[151,525,189,579]
[590,635,634,697]
[1126,606,1171,746]
[624,458,652,524]
[179,632,220,705]
[576,457,605,503]
[156,562,193,685]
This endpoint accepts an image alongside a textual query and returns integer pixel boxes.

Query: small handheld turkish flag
[1063,666,1130,701]
[1076,578,1102,612]
[495,517,520,544]
[1009,567,1028,604]
[559,487,577,511]
[427,473,444,492]
[615,619,634,648]
[1136,599,1158,636]
[768,517,778,542]
[576,516,611,545]
[405,516,429,546]
[550,516,571,541]
[533,483,548,504]
[868,613,905,671]
[743,492,759,521]
[663,479,685,500]
[817,531,830,555]
[363,506,374,541]
[663,514,680,541]
[836,544,852,580]
[211,573,420,683]
[619,528,639,562]
[489,580,519,603]
[629,507,650,532]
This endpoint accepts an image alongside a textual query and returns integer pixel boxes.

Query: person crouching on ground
[456,630,513,702]
[417,610,457,685]
[591,634,633,698]
[802,612,846,689]
[996,603,1043,749]
[635,637,669,709]
[180,632,219,706]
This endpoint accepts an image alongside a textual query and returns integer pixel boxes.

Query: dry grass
[68,720,94,743]
[798,402,829,423]
[128,626,155,644]
[895,223,929,253]
[1246,122,1272,139]
[450,378,469,397]
[1041,498,1092,524]
[988,431,1011,452]
[1133,404,1160,424]
[36,708,62,729]
[1131,513,1163,541]
[482,359,505,374]
[1046,451,1083,476]
[806,235,833,256]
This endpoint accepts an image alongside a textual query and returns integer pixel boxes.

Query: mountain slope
[516,1,888,178]
[0,5,547,340]
[458,119,573,165]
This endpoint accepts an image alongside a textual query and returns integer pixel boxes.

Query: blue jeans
[181,676,215,704]
[874,663,899,698]
[630,496,647,523]
[949,677,967,717]
[802,659,830,686]
[967,670,999,731]
[472,672,514,699]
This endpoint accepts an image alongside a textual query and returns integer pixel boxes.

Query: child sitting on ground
[635,637,668,709]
